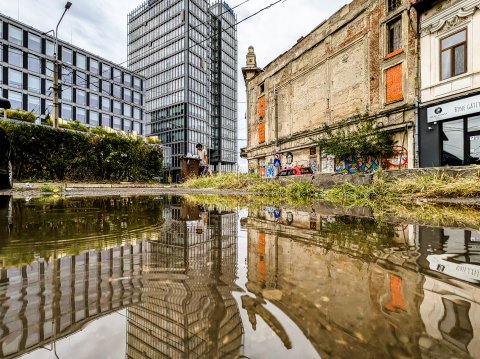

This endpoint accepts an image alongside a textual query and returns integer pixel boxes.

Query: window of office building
[89,111,99,126]
[46,40,55,57]
[8,68,23,89]
[76,71,86,87]
[46,99,53,115]
[27,95,40,114]
[101,113,111,127]
[441,29,467,80]
[76,107,86,122]
[28,55,41,73]
[28,33,41,53]
[90,76,99,92]
[133,92,141,105]
[101,97,111,112]
[113,101,122,115]
[124,120,131,132]
[62,47,73,64]
[102,80,111,95]
[113,116,122,130]
[133,121,141,135]
[46,79,53,94]
[28,74,41,93]
[9,47,23,67]
[133,107,141,120]
[387,17,402,54]
[124,103,131,117]
[8,25,23,46]
[90,93,99,108]
[62,103,72,120]
[124,73,132,87]
[124,88,132,102]
[133,77,141,90]
[45,60,54,77]
[90,59,99,74]
[113,84,121,98]
[76,53,86,70]
[113,68,121,83]
[76,89,86,105]
[102,63,111,79]
[9,91,23,109]
[62,86,72,101]
[62,66,73,84]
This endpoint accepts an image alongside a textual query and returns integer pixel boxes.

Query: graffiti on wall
[386,145,408,169]
[310,159,318,173]
[335,155,380,174]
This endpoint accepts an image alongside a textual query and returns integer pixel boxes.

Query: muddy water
[0,195,479,358]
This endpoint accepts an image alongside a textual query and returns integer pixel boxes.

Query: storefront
[419,93,480,167]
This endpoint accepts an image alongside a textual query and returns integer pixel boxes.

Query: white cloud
[1,0,350,172]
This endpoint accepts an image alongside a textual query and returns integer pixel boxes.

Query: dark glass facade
[128,0,238,179]
[0,15,145,134]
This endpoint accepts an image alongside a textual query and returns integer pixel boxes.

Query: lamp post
[52,1,72,129]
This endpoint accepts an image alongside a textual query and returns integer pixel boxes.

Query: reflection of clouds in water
[22,310,127,359]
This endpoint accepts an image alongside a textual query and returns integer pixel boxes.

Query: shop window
[387,17,402,54]
[385,63,403,103]
[441,30,467,80]
[442,119,464,166]
[388,0,401,12]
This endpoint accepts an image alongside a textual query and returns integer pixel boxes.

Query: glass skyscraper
[128,0,237,181]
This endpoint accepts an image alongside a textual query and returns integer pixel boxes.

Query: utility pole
[52,2,72,128]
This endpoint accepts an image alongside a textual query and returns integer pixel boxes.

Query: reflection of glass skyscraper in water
[126,200,243,358]
[128,0,238,181]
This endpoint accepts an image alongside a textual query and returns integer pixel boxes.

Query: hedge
[0,120,163,181]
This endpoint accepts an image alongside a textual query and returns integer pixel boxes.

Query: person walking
[196,143,209,176]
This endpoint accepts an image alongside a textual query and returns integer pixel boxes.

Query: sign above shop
[427,94,480,123]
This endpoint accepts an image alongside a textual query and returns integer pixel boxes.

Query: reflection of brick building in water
[126,200,243,359]
[245,206,480,358]
[0,243,145,358]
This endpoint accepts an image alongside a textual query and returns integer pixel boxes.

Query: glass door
[468,116,480,165]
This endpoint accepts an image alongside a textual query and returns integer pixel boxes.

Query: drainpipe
[408,4,421,168]
[274,84,278,148]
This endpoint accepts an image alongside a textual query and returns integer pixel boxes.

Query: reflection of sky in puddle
[1,197,480,359]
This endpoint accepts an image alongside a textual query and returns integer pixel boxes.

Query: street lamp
[52,1,72,128]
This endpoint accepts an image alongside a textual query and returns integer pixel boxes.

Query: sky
[0,0,350,171]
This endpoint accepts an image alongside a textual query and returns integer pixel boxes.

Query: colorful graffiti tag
[265,165,276,178]
[335,155,380,174]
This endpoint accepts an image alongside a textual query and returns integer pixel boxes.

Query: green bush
[0,120,163,181]
[0,109,36,123]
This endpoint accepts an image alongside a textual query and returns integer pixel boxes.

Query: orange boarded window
[258,96,266,118]
[386,63,403,103]
[259,122,265,143]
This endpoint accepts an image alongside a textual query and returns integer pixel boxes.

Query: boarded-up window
[386,63,403,103]
[258,96,265,118]
[259,122,265,143]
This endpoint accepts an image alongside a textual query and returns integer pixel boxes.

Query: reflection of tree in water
[0,196,166,267]
[313,216,396,259]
